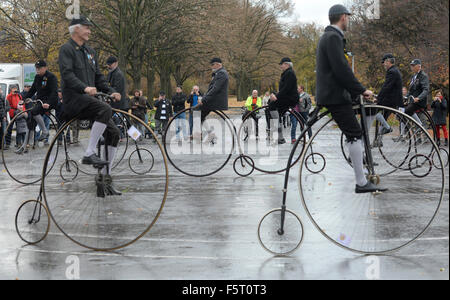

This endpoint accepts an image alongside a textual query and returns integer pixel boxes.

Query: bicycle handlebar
[24,99,45,106]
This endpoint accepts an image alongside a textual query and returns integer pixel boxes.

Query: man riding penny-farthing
[15,17,168,251]
[258,5,445,256]
[163,57,236,177]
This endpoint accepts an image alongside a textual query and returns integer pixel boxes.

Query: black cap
[210,57,222,64]
[329,4,352,16]
[35,60,47,68]
[382,53,395,63]
[69,16,93,27]
[159,91,166,96]
[279,57,292,65]
[410,59,422,66]
[106,56,118,65]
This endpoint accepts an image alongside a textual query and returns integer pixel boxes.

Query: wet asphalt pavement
[0,113,448,280]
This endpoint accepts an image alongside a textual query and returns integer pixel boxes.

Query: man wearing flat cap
[198,57,229,122]
[58,16,122,196]
[106,56,128,111]
[269,57,298,144]
[378,54,403,110]
[405,59,430,117]
[22,60,58,143]
[369,54,403,147]
[315,4,387,193]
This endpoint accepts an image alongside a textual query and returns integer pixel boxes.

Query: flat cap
[279,57,292,65]
[106,56,118,65]
[210,57,223,64]
[410,59,422,65]
[35,60,47,68]
[69,16,93,27]
[382,53,395,63]
[329,4,352,16]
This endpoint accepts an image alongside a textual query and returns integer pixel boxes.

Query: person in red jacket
[4,87,23,149]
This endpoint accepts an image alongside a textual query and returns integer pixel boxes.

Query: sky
[290,0,346,26]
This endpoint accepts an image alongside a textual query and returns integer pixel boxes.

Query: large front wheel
[41,111,169,251]
[163,108,235,177]
[299,105,445,254]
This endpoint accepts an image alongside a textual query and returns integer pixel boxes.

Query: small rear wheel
[258,209,304,256]
[233,155,255,177]
[15,200,50,245]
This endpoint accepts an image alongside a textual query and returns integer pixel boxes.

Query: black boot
[95,174,106,198]
[82,154,108,168]
[445,139,448,147]
[104,175,122,196]
[355,182,388,194]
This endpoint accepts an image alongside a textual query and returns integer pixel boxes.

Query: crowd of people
[0,6,448,195]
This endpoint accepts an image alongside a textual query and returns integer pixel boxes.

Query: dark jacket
[107,67,128,110]
[14,110,28,134]
[316,26,366,107]
[298,92,312,113]
[187,91,203,107]
[130,96,147,121]
[0,95,7,119]
[273,67,298,111]
[24,70,59,108]
[431,98,448,126]
[154,98,173,120]
[377,65,403,108]
[202,68,229,111]
[172,93,187,113]
[58,39,115,119]
[407,70,430,109]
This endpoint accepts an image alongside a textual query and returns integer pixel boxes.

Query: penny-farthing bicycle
[15,93,169,251]
[258,96,446,255]
[163,104,319,178]
[74,111,130,176]
[163,105,236,177]
[2,99,60,185]
[235,105,326,177]
[340,97,448,175]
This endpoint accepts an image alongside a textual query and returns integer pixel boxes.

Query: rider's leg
[102,119,120,175]
[376,112,392,133]
[81,100,113,165]
[328,104,381,191]
[31,105,49,141]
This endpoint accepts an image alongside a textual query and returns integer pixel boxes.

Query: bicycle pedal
[372,191,383,196]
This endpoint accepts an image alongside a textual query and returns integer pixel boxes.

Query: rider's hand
[414,97,420,103]
[363,90,373,99]
[42,103,50,109]
[111,93,121,102]
[270,93,277,101]
[84,87,97,96]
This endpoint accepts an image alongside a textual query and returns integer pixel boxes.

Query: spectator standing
[172,86,188,141]
[4,86,23,149]
[187,85,203,139]
[297,85,313,141]
[154,91,172,136]
[0,87,8,148]
[432,91,448,147]
[130,90,148,140]
[243,90,262,139]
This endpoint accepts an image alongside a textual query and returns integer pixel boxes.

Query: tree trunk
[146,65,156,106]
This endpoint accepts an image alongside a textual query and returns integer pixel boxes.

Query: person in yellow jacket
[243,90,262,139]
